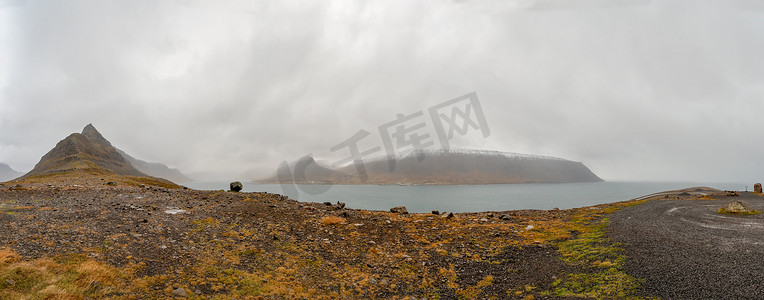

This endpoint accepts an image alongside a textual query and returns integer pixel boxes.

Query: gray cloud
[1,0,762,182]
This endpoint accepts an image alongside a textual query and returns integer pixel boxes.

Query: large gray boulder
[721,200,756,214]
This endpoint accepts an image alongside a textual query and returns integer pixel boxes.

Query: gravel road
[608,192,764,299]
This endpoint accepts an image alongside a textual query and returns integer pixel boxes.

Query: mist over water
[185,181,746,213]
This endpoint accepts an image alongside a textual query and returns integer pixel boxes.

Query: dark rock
[106,181,117,186]
[499,214,512,220]
[229,181,243,192]
[722,200,756,214]
[441,212,454,219]
[431,210,440,215]
[755,183,762,193]
[323,202,332,206]
[390,206,408,214]
[336,201,346,209]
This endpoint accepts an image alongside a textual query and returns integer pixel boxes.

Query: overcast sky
[1,0,763,182]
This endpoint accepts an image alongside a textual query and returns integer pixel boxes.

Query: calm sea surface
[184,181,745,213]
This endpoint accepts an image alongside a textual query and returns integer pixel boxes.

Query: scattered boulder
[323,202,332,206]
[440,212,454,219]
[755,183,762,194]
[499,214,512,221]
[431,210,440,215]
[229,181,243,192]
[172,287,188,297]
[390,206,408,214]
[720,200,757,214]
[335,201,346,209]
[106,181,117,186]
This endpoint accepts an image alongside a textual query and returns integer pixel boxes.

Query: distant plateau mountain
[259,149,603,185]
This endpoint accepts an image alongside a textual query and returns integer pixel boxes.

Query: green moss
[717,208,760,215]
[550,202,647,299]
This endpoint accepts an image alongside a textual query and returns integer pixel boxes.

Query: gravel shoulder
[608,192,764,299]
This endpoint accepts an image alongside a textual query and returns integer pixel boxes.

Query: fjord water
[185,181,745,213]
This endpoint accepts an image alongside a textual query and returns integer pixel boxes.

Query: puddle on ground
[164,208,187,215]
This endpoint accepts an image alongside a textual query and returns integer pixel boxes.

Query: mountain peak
[81,123,111,146]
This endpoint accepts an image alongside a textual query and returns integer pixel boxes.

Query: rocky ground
[4,177,749,299]
[608,190,764,299]
[0,177,648,299]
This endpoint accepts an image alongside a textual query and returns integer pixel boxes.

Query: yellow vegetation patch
[0,248,20,265]
[0,249,125,299]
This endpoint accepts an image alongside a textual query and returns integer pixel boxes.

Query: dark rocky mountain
[261,149,603,185]
[280,155,352,184]
[0,163,23,181]
[18,124,183,188]
[115,149,192,183]
[23,124,146,178]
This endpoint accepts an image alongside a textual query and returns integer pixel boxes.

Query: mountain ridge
[0,162,23,182]
[115,148,192,183]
